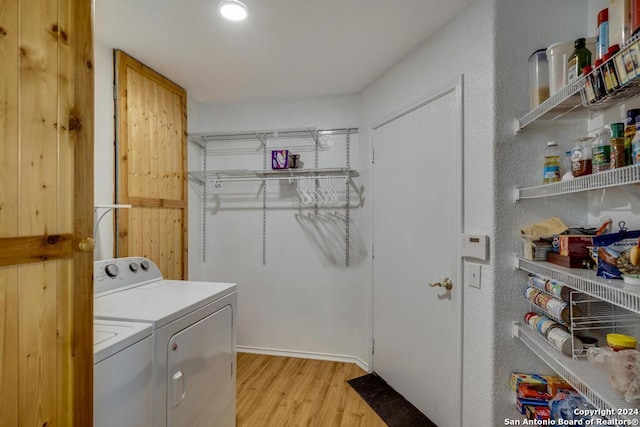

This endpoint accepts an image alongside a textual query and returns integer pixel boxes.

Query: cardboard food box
[522,239,553,261]
[534,407,551,420]
[516,397,549,415]
[510,373,546,391]
[541,375,574,395]
[547,252,589,269]
[271,150,294,169]
[517,383,552,402]
[558,235,592,257]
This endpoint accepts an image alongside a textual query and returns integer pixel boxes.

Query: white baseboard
[237,345,370,372]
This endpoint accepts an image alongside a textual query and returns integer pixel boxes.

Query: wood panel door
[115,50,188,280]
[0,0,94,425]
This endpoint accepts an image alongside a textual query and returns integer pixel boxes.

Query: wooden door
[115,50,188,280]
[0,0,94,425]
[372,79,463,427]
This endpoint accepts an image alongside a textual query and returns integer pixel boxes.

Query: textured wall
[493,0,590,423]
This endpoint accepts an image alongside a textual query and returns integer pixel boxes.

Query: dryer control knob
[105,263,120,278]
[129,262,139,272]
[140,260,150,271]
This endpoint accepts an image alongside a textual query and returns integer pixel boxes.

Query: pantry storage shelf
[516,78,585,132]
[189,127,356,145]
[516,257,640,314]
[188,168,359,185]
[514,164,640,200]
[514,322,639,420]
[516,34,640,133]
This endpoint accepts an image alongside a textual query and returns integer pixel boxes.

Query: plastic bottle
[604,45,621,92]
[597,8,609,61]
[610,122,626,169]
[593,59,607,100]
[571,137,593,177]
[583,66,597,104]
[592,128,612,172]
[561,150,573,180]
[567,38,592,83]
[625,109,640,165]
[543,141,561,184]
[633,115,640,165]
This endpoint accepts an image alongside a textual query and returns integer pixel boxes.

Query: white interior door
[372,78,463,427]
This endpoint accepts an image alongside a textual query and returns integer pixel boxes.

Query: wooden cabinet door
[115,50,188,280]
[0,0,94,425]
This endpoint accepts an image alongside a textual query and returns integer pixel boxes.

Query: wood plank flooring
[236,353,386,427]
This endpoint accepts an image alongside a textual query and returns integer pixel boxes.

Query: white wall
[189,96,371,366]
[94,40,116,260]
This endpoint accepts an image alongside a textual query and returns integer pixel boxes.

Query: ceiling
[95,0,475,104]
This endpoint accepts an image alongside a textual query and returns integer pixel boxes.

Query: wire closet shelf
[188,127,359,267]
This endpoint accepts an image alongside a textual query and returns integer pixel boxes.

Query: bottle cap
[608,44,620,55]
[598,8,608,25]
[582,65,592,75]
[611,122,625,137]
[595,58,603,67]
[627,109,640,124]
[575,38,586,48]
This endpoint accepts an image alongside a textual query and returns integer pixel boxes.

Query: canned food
[547,327,584,356]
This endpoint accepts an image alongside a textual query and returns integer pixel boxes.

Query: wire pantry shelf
[188,127,358,146]
[516,257,640,315]
[516,33,640,132]
[514,164,640,200]
[514,321,640,421]
[188,168,359,184]
[516,77,585,131]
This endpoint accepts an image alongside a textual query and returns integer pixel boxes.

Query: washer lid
[94,319,153,364]
[94,280,237,328]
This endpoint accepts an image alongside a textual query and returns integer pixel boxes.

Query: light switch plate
[466,263,481,289]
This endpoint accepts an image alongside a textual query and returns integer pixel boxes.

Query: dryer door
[167,304,234,427]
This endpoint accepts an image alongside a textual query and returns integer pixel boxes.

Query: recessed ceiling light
[219,0,248,21]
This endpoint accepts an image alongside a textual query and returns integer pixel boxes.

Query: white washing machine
[93,257,237,427]
[94,319,153,427]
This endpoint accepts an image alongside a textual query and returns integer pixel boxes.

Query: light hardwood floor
[236,353,387,427]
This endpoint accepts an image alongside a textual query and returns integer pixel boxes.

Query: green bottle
[567,38,592,83]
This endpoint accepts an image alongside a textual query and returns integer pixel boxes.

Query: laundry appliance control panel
[94,257,163,296]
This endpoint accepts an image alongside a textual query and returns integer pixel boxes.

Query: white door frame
[370,75,464,426]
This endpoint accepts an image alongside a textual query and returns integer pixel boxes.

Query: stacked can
[524,312,584,356]
[525,287,583,324]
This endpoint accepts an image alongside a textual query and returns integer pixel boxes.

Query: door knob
[429,278,453,291]
[78,237,96,252]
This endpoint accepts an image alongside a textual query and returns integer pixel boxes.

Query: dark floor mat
[347,373,438,427]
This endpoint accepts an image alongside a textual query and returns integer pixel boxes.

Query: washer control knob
[105,264,120,278]
[129,262,139,272]
[140,260,150,271]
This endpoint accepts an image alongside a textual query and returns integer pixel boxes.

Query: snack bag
[591,225,640,279]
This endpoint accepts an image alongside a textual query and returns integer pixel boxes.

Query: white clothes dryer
[93,257,237,427]
[94,319,153,427]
